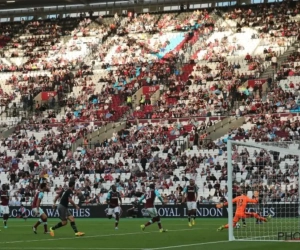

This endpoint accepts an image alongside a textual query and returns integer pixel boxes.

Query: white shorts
[187,202,197,210]
[0,205,9,215]
[107,206,120,215]
[147,207,158,218]
[32,207,45,217]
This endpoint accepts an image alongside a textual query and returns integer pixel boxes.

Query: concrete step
[205,116,246,141]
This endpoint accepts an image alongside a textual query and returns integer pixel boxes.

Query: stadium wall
[10,204,296,218]
[205,116,245,141]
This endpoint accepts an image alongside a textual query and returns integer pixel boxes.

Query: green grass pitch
[0,218,299,250]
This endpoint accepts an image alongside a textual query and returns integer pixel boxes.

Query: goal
[226,140,300,242]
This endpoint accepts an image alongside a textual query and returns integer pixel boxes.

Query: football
[235,223,241,229]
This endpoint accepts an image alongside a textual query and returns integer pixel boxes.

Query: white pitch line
[3,248,140,250]
[1,223,218,228]
[0,228,202,245]
[2,241,230,250]
[143,240,229,250]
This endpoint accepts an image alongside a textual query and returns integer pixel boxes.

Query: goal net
[226,140,300,242]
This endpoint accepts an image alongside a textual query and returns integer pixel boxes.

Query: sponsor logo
[278,232,300,240]
[141,207,222,217]
[245,207,275,217]
[186,207,223,217]
[158,207,181,217]
[6,204,297,218]
[10,208,91,218]
[226,207,276,217]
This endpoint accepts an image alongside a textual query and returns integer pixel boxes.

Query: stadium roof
[0,0,109,9]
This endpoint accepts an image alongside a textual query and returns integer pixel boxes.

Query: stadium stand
[1,2,300,206]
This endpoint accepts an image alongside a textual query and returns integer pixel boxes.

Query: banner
[9,203,297,218]
[41,91,57,101]
[247,79,267,88]
[10,206,93,218]
[142,86,159,95]
[140,205,224,218]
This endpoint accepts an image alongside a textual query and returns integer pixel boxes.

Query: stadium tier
[0,2,300,245]
[0,4,299,200]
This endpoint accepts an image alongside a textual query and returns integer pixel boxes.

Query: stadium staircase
[209,46,299,140]
[240,39,298,91]
[209,42,299,141]
[195,14,298,141]
[204,116,246,141]
[0,18,123,139]
[260,44,298,83]
[154,13,163,26]
[188,16,226,63]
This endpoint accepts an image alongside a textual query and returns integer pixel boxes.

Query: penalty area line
[0,228,202,245]
[143,240,229,250]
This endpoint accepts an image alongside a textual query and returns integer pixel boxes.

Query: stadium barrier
[9,203,297,218]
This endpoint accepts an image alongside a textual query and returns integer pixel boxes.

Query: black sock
[4,220,7,226]
[52,222,63,230]
[115,214,119,227]
[191,215,196,220]
[188,216,191,222]
[70,221,78,233]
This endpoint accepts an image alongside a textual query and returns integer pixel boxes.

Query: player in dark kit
[138,183,167,233]
[16,204,28,221]
[183,179,198,227]
[106,185,122,230]
[49,181,85,237]
[0,184,10,229]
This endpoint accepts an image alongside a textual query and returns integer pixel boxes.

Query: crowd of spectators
[0,2,300,206]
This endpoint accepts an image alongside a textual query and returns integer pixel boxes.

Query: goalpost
[227,139,300,242]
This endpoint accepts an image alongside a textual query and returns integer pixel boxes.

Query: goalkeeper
[216,189,271,231]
